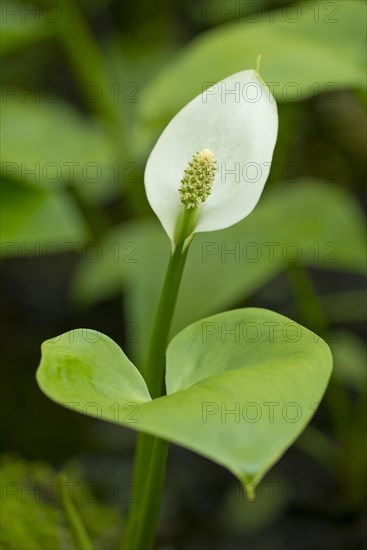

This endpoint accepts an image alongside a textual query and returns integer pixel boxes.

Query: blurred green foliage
[1,180,89,245]
[0,456,123,550]
[136,0,366,144]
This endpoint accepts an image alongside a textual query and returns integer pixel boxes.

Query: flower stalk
[124,148,218,547]
[123,226,191,550]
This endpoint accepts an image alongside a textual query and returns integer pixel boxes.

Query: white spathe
[144,70,278,241]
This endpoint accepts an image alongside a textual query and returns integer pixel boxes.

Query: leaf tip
[245,482,257,502]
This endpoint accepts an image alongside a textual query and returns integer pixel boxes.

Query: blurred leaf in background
[0,0,56,57]
[135,0,366,148]
[1,99,118,201]
[0,180,90,251]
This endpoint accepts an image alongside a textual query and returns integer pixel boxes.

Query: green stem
[123,231,190,550]
[286,263,328,339]
[67,183,110,240]
[58,473,93,550]
[131,438,170,550]
[144,243,189,397]
[53,0,117,128]
[296,425,340,471]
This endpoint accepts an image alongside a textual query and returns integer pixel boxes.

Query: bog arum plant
[145,70,278,246]
[36,68,332,550]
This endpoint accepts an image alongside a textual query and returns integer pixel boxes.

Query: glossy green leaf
[1,99,117,201]
[137,0,366,144]
[0,181,89,254]
[37,309,332,489]
[37,329,151,406]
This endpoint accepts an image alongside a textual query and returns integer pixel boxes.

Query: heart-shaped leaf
[37,309,332,489]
